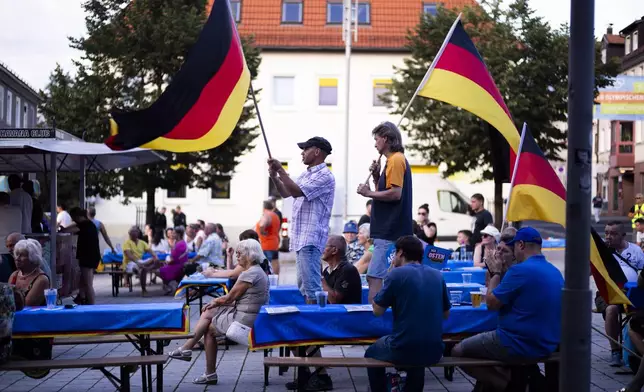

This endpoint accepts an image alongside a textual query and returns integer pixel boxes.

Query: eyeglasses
[417,212,427,216]
[482,234,491,238]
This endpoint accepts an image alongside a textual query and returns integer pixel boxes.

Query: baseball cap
[297,137,332,154]
[506,227,543,247]
[480,225,501,242]
[343,221,358,234]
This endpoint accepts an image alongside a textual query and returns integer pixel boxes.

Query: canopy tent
[0,128,165,289]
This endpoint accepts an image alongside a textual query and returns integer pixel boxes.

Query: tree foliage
[39,0,261,220]
[389,0,620,181]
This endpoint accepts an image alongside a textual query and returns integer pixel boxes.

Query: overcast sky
[0,0,642,90]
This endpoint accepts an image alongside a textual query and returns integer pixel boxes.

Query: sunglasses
[482,234,491,238]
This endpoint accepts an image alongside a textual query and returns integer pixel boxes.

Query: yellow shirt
[385,152,406,189]
[123,239,149,263]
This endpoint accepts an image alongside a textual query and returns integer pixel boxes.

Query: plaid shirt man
[197,233,224,266]
[290,163,335,252]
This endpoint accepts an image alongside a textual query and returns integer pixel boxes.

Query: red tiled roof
[208,0,479,50]
[605,34,625,45]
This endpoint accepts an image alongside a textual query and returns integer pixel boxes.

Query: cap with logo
[506,227,543,247]
[297,136,332,154]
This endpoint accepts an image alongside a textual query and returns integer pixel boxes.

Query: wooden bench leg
[156,340,164,392]
[264,349,269,386]
[120,365,131,392]
[545,362,559,392]
[279,346,287,375]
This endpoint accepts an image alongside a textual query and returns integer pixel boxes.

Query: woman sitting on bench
[168,239,269,385]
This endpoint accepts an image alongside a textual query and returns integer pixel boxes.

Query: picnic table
[441,268,486,284]
[102,250,198,265]
[174,277,231,311]
[13,302,189,392]
[250,304,497,350]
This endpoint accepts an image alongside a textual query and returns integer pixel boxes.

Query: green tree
[39,0,261,222]
[389,0,619,225]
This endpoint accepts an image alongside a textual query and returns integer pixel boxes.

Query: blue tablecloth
[441,269,486,284]
[445,260,474,269]
[626,282,644,309]
[175,277,231,299]
[250,304,497,349]
[446,283,485,300]
[269,285,369,305]
[102,251,197,264]
[13,302,189,338]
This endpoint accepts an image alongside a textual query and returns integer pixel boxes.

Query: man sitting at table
[287,235,363,391]
[123,226,159,295]
[366,235,451,392]
[452,227,563,391]
[189,223,224,268]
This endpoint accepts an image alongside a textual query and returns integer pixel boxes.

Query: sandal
[168,348,192,361]
[193,372,218,385]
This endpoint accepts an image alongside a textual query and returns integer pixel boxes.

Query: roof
[605,34,625,45]
[620,17,644,36]
[209,0,479,50]
[0,62,41,101]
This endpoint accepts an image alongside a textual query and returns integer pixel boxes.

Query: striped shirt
[290,163,335,252]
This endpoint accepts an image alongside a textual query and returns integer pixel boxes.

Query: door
[435,190,473,237]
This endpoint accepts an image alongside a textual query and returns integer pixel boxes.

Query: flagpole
[249,83,272,160]
[500,123,528,232]
[362,13,463,185]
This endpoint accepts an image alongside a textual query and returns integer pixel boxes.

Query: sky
[0,0,642,91]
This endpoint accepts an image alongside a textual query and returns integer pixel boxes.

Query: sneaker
[610,351,623,367]
[193,372,218,385]
[304,374,333,391]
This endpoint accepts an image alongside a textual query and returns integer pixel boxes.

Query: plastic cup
[466,251,473,261]
[450,291,462,306]
[360,274,368,287]
[480,287,488,297]
[315,291,328,308]
[45,288,57,309]
[462,273,472,285]
[451,252,459,261]
[471,292,483,308]
[268,274,279,287]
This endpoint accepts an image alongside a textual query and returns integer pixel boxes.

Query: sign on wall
[594,75,644,121]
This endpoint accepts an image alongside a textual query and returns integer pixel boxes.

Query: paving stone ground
[0,250,635,391]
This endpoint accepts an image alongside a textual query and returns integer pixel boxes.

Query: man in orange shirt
[357,122,413,303]
[256,200,280,274]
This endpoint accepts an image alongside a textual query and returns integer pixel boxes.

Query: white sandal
[168,348,192,361]
[193,372,218,384]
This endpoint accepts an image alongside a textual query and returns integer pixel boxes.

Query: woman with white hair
[170,239,269,385]
[354,223,373,274]
[9,239,49,306]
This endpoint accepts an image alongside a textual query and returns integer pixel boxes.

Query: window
[6,90,12,125]
[372,78,392,107]
[327,2,370,25]
[211,178,231,199]
[601,48,607,64]
[634,31,639,51]
[22,102,28,128]
[621,121,634,142]
[14,96,21,128]
[166,186,186,198]
[0,85,4,121]
[319,78,338,106]
[437,190,468,214]
[230,0,241,22]
[273,76,295,106]
[423,2,437,15]
[626,35,632,55]
[282,0,303,24]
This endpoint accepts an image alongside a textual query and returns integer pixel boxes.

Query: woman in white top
[56,203,73,229]
[195,220,207,250]
[150,230,171,254]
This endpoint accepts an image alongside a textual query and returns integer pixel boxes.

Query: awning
[0,139,165,172]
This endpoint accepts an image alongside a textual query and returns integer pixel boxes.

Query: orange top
[256,210,280,251]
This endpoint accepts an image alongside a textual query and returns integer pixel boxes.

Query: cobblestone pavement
[0,253,634,391]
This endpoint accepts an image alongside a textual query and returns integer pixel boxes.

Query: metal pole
[79,157,86,209]
[250,83,272,160]
[561,0,594,389]
[341,0,352,222]
[49,152,58,289]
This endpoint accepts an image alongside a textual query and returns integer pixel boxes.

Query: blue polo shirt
[493,254,564,358]
[374,263,450,365]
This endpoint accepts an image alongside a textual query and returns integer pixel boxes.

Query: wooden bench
[264,355,560,392]
[95,270,133,297]
[53,333,195,346]
[0,355,167,392]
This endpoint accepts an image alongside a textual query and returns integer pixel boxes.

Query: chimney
[607,23,613,35]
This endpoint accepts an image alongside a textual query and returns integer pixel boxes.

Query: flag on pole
[417,20,521,155]
[105,0,251,152]
[506,126,630,305]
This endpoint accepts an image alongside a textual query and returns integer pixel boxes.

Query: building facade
[0,62,39,129]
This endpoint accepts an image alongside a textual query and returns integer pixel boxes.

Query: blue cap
[343,221,358,234]
[506,227,543,247]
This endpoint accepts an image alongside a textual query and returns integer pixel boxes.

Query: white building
[94,0,501,244]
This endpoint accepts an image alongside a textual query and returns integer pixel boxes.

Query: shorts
[456,331,513,362]
[367,239,394,279]
[295,245,322,299]
[263,250,278,261]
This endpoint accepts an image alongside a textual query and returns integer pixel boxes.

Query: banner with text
[594,75,644,121]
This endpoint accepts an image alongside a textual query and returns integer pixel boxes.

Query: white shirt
[57,210,73,228]
[0,205,22,254]
[637,231,644,245]
[150,239,171,254]
[9,188,32,233]
[615,242,644,282]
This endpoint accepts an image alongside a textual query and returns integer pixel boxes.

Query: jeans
[367,239,394,279]
[296,245,322,300]
[365,336,426,392]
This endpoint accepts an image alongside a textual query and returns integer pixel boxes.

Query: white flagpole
[501,123,528,232]
[364,13,463,185]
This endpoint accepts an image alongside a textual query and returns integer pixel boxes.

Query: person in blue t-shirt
[452,226,563,391]
[366,235,451,392]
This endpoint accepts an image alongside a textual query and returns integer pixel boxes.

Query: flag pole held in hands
[250,83,272,160]
[500,123,527,232]
[362,13,463,185]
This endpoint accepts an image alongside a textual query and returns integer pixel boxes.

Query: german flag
[417,19,521,156]
[105,0,251,152]
[506,126,630,305]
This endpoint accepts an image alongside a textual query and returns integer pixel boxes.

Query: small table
[269,285,369,305]
[175,278,230,312]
